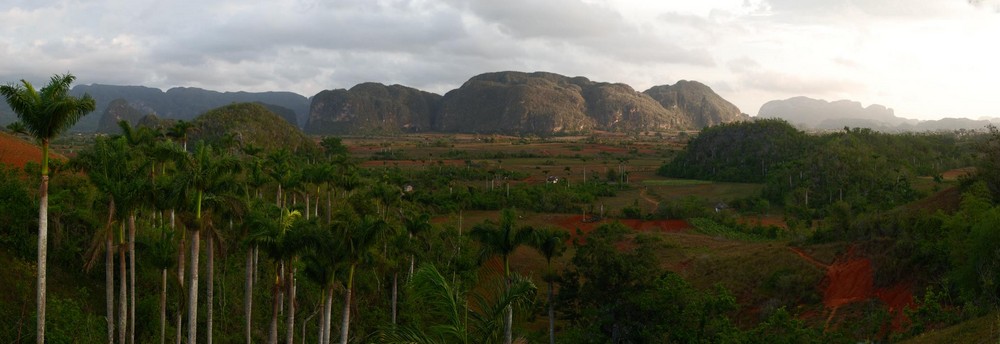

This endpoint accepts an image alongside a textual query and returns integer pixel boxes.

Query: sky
[2,0,999,120]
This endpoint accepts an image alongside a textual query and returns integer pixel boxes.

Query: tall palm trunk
[187,191,203,344]
[504,261,512,344]
[128,213,137,344]
[186,228,201,344]
[206,234,215,344]
[160,267,167,344]
[174,211,185,344]
[105,198,116,344]
[268,270,282,344]
[119,229,127,344]
[391,272,398,325]
[339,264,356,344]
[285,272,296,344]
[35,142,49,344]
[409,254,415,281]
[245,247,254,344]
[322,286,334,344]
[548,281,555,344]
[106,231,115,344]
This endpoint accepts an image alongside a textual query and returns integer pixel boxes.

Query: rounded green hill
[190,102,318,154]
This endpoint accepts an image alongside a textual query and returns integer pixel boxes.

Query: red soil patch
[940,167,974,181]
[875,283,914,330]
[822,255,873,309]
[791,246,914,332]
[0,133,63,169]
[904,186,961,214]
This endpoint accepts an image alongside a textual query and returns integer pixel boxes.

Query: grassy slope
[900,313,1000,344]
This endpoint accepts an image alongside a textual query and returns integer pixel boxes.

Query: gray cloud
[0,0,997,119]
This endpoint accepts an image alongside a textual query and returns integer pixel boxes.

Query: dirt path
[787,247,829,269]
[639,187,659,209]
[788,245,914,333]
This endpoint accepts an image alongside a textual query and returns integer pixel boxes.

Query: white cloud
[0,0,998,119]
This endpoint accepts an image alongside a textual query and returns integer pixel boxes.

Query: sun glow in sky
[1,0,998,120]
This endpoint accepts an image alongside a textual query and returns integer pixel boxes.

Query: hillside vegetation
[3,118,1000,343]
[190,102,318,154]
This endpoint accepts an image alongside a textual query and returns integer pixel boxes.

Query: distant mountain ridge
[759,96,997,131]
[1,71,747,134]
[66,85,310,132]
[308,71,748,135]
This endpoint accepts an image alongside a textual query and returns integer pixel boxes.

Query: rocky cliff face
[97,99,149,133]
[435,72,593,134]
[305,83,441,134]
[644,80,748,128]
[434,71,695,135]
[303,71,744,135]
[584,82,689,131]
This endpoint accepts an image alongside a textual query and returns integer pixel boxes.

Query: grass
[642,179,713,186]
[899,312,1000,344]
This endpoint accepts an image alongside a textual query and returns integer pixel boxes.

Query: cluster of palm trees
[70,121,411,343]
[4,73,570,344]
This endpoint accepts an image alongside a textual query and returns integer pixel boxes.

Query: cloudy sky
[2,0,998,120]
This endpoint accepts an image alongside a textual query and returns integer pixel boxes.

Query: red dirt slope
[0,132,45,169]
[792,246,914,332]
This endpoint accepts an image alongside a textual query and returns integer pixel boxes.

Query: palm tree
[237,150,269,344]
[172,142,238,344]
[167,120,195,151]
[335,207,393,344]
[203,189,243,344]
[403,212,433,279]
[529,228,569,344]
[75,136,146,344]
[248,204,302,344]
[381,264,537,344]
[266,149,300,208]
[146,224,177,344]
[116,120,161,344]
[145,140,185,344]
[299,222,345,344]
[1,73,95,343]
[469,208,536,344]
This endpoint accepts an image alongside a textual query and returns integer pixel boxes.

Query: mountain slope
[189,102,318,154]
[434,71,695,135]
[305,83,441,134]
[70,84,309,132]
[758,97,903,128]
[644,80,748,127]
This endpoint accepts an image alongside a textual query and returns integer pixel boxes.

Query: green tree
[172,142,238,344]
[298,217,346,344]
[381,264,537,344]
[333,203,392,344]
[75,136,147,344]
[1,73,95,344]
[469,208,536,344]
[529,228,569,344]
[248,202,301,344]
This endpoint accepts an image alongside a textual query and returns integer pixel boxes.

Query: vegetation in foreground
[3,89,1000,343]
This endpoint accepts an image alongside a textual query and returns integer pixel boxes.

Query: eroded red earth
[791,246,914,333]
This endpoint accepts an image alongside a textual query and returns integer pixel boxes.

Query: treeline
[660,119,979,214]
[802,126,1000,335]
